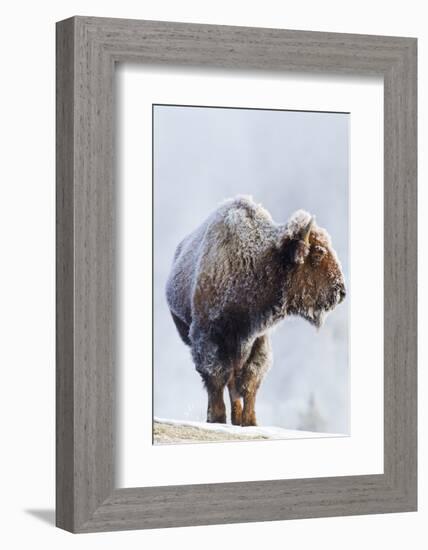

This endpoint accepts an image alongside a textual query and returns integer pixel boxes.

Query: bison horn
[302,216,314,245]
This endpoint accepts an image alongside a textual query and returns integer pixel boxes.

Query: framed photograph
[56,16,417,532]
[151,103,350,445]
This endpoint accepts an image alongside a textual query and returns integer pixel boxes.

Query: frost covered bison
[166,196,346,427]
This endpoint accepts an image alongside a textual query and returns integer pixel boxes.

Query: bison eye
[312,245,327,264]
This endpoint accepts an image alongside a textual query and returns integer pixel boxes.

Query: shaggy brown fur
[166,196,346,426]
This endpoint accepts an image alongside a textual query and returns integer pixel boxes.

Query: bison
[166,196,346,427]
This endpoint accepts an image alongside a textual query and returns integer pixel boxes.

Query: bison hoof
[207,414,226,424]
[241,418,257,427]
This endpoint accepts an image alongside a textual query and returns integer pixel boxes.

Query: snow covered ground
[153,417,347,445]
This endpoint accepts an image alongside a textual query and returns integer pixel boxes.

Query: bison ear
[290,239,310,264]
[279,237,310,265]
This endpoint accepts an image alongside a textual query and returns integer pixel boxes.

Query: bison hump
[192,197,277,323]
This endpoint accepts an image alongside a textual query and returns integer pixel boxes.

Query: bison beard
[166,196,346,427]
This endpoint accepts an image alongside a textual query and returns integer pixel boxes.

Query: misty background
[153,105,349,434]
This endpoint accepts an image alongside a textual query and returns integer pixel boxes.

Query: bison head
[281,210,346,328]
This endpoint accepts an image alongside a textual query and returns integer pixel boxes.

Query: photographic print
[153,104,349,445]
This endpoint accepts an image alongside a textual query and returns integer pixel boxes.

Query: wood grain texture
[56,18,75,531]
[56,16,417,533]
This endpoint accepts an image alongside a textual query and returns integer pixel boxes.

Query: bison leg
[227,374,243,426]
[191,330,231,424]
[242,388,258,427]
[236,335,272,427]
[207,385,227,424]
[200,370,228,423]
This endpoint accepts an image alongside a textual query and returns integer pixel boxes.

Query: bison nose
[339,286,346,304]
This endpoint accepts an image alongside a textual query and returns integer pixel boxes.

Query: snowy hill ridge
[153,417,345,445]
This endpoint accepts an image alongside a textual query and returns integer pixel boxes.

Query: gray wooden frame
[56,16,417,533]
